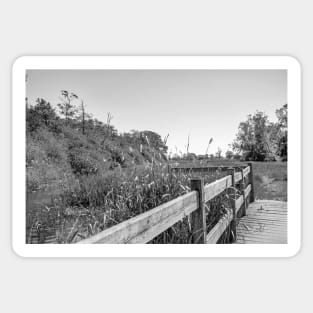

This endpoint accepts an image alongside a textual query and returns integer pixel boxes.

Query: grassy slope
[26,125,165,192]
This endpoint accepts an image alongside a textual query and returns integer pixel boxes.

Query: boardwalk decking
[236,200,287,244]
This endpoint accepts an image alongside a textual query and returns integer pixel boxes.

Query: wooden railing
[78,163,255,244]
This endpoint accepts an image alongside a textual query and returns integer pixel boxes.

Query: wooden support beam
[243,165,250,178]
[239,168,247,217]
[227,168,236,243]
[247,162,255,202]
[190,178,206,243]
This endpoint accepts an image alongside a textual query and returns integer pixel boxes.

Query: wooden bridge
[236,200,287,244]
[78,163,287,244]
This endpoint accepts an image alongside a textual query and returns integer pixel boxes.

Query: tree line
[228,104,287,161]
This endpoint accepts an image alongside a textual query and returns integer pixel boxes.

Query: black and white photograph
[22,59,290,246]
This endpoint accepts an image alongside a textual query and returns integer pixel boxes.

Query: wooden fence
[78,163,255,244]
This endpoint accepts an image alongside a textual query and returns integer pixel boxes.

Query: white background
[0,1,311,312]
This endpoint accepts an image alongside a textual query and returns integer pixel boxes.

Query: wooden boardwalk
[236,200,287,244]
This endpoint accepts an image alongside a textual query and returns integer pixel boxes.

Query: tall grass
[27,162,232,244]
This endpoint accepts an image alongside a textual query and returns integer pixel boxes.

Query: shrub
[68,148,98,175]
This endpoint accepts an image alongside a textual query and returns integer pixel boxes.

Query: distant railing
[78,163,255,244]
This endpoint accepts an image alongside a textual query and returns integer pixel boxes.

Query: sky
[26,69,287,156]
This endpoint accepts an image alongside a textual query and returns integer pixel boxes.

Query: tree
[232,111,270,161]
[276,104,287,129]
[80,99,86,134]
[26,98,59,132]
[232,105,288,161]
[57,90,79,125]
[275,104,288,160]
[77,99,92,135]
[184,153,197,161]
[225,150,234,159]
[140,130,168,153]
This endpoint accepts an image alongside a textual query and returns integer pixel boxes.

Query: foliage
[225,150,234,159]
[26,92,169,191]
[57,90,79,125]
[26,98,60,132]
[276,104,287,128]
[232,105,287,161]
[275,104,288,159]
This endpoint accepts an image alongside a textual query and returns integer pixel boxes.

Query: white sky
[26,70,287,156]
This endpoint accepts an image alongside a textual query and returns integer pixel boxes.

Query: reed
[28,162,232,244]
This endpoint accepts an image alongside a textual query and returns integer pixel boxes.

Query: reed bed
[26,163,232,244]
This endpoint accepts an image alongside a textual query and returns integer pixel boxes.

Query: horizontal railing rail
[78,163,254,244]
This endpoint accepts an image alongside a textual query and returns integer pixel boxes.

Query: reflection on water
[26,188,60,244]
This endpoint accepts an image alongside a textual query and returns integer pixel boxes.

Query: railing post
[239,168,247,217]
[247,162,255,202]
[227,168,236,243]
[190,178,206,243]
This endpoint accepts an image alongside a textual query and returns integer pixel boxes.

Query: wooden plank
[237,229,287,237]
[228,168,236,242]
[246,211,287,218]
[203,175,232,202]
[237,231,287,239]
[247,162,255,202]
[247,203,287,210]
[238,168,247,217]
[206,209,233,244]
[236,200,287,244]
[244,184,251,199]
[236,237,287,244]
[190,178,206,243]
[235,195,244,213]
[238,219,287,227]
[237,224,287,234]
[243,166,250,178]
[78,191,198,244]
[237,225,287,234]
[128,206,193,244]
[245,212,287,220]
[170,166,229,171]
[237,230,287,237]
[234,171,242,183]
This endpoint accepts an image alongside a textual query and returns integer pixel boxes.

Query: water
[26,188,60,243]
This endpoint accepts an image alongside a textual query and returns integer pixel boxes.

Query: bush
[68,148,98,175]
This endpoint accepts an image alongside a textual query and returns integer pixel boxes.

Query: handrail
[206,209,233,244]
[204,175,232,202]
[77,164,254,244]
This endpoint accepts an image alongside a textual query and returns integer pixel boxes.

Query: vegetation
[26,92,168,192]
[231,104,288,161]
